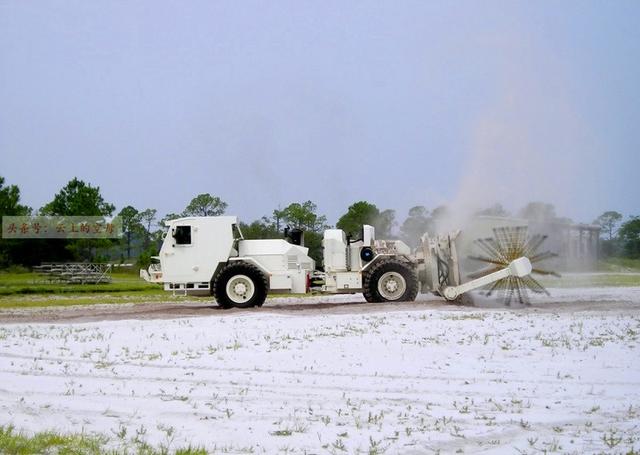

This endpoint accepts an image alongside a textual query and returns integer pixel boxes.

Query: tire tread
[213,262,268,308]
[363,258,419,303]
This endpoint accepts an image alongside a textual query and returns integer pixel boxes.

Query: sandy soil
[0,287,639,453]
[0,287,638,324]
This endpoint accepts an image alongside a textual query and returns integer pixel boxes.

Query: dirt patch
[1,294,639,453]
[0,288,638,324]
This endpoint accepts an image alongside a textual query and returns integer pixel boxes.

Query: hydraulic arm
[441,257,532,301]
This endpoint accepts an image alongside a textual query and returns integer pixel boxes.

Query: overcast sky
[1,1,638,226]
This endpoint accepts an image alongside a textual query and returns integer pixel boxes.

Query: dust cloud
[439,47,598,234]
[417,45,602,274]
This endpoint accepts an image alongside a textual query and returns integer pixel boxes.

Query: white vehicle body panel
[149,217,314,295]
[238,239,315,293]
[323,229,348,273]
[159,216,238,284]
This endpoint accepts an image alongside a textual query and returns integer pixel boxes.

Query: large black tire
[213,262,268,309]
[363,259,419,303]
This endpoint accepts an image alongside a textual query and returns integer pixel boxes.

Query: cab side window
[173,226,191,245]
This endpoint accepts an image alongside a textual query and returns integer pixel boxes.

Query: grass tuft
[0,271,161,296]
[0,425,105,454]
[0,425,209,455]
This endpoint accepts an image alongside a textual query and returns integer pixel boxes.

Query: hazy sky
[1,1,638,226]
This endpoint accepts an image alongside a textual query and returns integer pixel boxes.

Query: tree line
[0,175,638,268]
[593,211,640,259]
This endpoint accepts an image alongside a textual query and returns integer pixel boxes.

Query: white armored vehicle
[141,216,313,308]
[141,216,539,308]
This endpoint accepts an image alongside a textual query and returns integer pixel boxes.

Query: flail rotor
[469,226,559,305]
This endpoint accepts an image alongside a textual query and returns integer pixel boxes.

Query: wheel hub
[233,282,248,296]
[385,280,399,292]
[377,271,407,301]
[226,274,255,303]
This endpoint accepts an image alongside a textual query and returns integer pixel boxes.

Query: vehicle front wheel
[213,262,268,309]
[363,259,419,303]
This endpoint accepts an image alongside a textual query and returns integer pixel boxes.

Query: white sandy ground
[0,288,639,454]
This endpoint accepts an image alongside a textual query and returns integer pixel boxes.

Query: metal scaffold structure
[33,263,113,284]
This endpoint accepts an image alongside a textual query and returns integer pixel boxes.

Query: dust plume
[440,47,598,233]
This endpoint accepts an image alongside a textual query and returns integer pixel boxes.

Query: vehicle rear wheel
[213,262,268,309]
[363,259,418,303]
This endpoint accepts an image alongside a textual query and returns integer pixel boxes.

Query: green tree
[182,194,227,217]
[40,178,115,261]
[618,216,640,258]
[276,201,328,265]
[400,206,431,248]
[138,208,157,249]
[240,217,281,240]
[280,201,328,232]
[272,207,286,232]
[336,201,380,237]
[118,206,142,259]
[135,209,161,268]
[593,211,623,241]
[0,176,31,216]
[0,177,32,267]
[304,231,324,268]
[137,213,167,269]
[41,178,114,216]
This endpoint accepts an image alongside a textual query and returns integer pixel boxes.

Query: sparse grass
[0,425,105,454]
[598,257,640,272]
[0,270,189,308]
[0,292,191,308]
[0,271,161,296]
[0,270,314,308]
[541,273,640,288]
[0,425,209,454]
[1,300,639,454]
